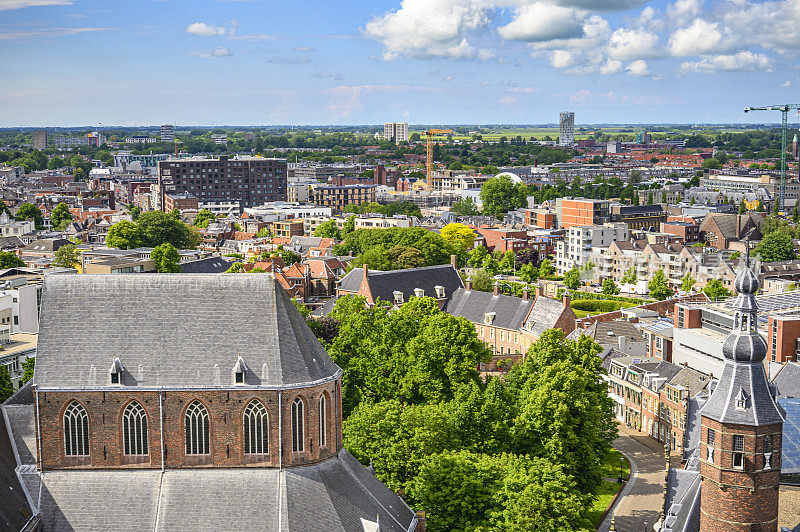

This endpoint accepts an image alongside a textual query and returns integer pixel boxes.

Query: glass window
[64,401,89,456]
[243,400,269,455]
[319,395,327,448]
[122,402,148,456]
[291,398,304,452]
[185,400,210,455]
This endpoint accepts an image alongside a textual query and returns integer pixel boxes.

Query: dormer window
[434,285,445,298]
[232,355,248,385]
[735,388,748,410]
[484,312,496,325]
[393,291,404,305]
[109,357,124,385]
[414,288,424,298]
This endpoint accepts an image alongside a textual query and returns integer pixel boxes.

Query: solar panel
[780,399,800,473]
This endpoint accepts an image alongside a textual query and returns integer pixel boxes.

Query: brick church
[1,274,420,531]
[660,257,798,532]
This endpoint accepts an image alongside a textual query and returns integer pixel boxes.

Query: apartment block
[313,185,376,211]
[158,155,287,210]
[163,193,199,212]
[160,124,174,143]
[555,223,629,273]
[556,197,610,228]
[383,122,408,142]
[32,129,48,150]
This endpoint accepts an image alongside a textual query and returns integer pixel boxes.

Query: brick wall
[35,379,342,470]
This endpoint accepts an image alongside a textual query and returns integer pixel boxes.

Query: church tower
[699,257,784,532]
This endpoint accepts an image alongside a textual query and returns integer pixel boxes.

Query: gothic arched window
[122,401,148,456]
[318,395,327,448]
[243,400,269,455]
[185,400,210,455]
[291,398,304,452]
[64,401,89,456]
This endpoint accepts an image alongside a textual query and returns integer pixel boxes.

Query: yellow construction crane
[425,128,454,179]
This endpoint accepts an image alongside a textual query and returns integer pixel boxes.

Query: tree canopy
[193,209,215,228]
[50,202,73,231]
[703,278,732,300]
[440,223,476,256]
[648,269,673,300]
[15,203,44,229]
[479,174,529,217]
[313,219,341,239]
[107,211,199,250]
[0,251,25,269]
[450,197,480,216]
[53,244,79,269]
[563,267,580,290]
[335,227,459,271]
[151,243,181,273]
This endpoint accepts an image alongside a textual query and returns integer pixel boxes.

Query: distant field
[412,126,652,141]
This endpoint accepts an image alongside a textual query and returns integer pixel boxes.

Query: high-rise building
[383,122,408,143]
[32,129,48,150]
[158,155,287,210]
[558,111,575,146]
[160,124,174,143]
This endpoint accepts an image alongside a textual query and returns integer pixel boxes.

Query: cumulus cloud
[186,22,227,37]
[666,0,701,24]
[498,3,587,42]
[293,45,316,52]
[680,51,773,72]
[0,0,71,9]
[626,59,649,75]
[190,47,233,58]
[607,27,659,60]
[669,19,732,56]
[599,58,622,74]
[507,85,538,93]
[363,0,489,59]
[782,80,792,87]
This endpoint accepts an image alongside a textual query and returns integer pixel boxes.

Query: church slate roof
[35,274,341,389]
[774,362,800,398]
[179,257,233,273]
[28,449,417,532]
[444,287,534,331]
[338,264,464,305]
[0,401,33,532]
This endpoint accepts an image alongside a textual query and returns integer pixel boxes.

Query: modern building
[32,129,48,150]
[112,151,169,171]
[163,193,199,212]
[1,274,421,530]
[312,184,375,211]
[610,204,667,231]
[53,135,86,148]
[558,111,575,146]
[124,136,156,144]
[87,131,106,147]
[160,124,174,143]
[383,122,409,143]
[158,155,287,210]
[211,133,227,145]
[555,223,629,274]
[555,197,610,228]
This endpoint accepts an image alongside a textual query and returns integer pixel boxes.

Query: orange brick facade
[35,379,343,471]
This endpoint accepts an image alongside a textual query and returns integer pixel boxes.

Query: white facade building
[383,123,409,143]
[558,111,575,147]
[161,124,175,143]
[556,223,629,274]
[125,136,156,144]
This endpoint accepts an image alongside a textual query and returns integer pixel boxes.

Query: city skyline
[2,0,800,127]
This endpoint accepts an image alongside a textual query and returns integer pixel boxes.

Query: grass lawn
[587,449,631,527]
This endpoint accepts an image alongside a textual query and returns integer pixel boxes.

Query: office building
[383,122,409,143]
[211,133,227,145]
[555,197,610,228]
[87,131,106,147]
[32,129,48,150]
[158,155,287,210]
[558,111,575,146]
[53,135,86,148]
[113,151,169,171]
[160,124,174,143]
[125,136,156,144]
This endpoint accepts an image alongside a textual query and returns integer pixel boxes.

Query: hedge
[570,299,623,313]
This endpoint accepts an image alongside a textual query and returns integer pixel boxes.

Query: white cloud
[782,79,792,87]
[186,22,227,37]
[191,47,233,58]
[626,59,649,75]
[549,49,576,68]
[0,26,109,40]
[556,0,646,9]
[498,3,587,42]
[293,45,316,52]
[599,58,622,74]
[0,0,71,10]
[666,0,701,24]
[363,0,488,60]
[607,27,659,60]
[477,48,496,61]
[499,94,518,106]
[680,51,773,73]
[669,19,732,56]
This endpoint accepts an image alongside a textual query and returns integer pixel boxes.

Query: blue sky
[0,0,798,126]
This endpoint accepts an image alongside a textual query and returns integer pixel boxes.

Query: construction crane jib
[426,129,454,179]
[744,104,800,212]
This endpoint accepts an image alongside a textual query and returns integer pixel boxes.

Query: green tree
[621,267,637,285]
[53,244,79,269]
[314,219,341,239]
[106,220,143,249]
[15,203,44,229]
[0,251,25,269]
[50,202,73,230]
[498,250,516,273]
[450,197,480,216]
[226,261,246,273]
[342,214,356,236]
[703,278,732,300]
[280,249,301,265]
[681,272,696,292]
[518,263,538,283]
[754,229,797,262]
[0,366,13,403]
[739,201,747,214]
[335,227,458,270]
[151,243,181,273]
[137,210,199,249]
[602,277,620,295]
[479,174,529,217]
[563,267,580,290]
[794,205,800,224]
[440,223,475,256]
[471,268,494,291]
[193,209,215,228]
[467,245,489,267]
[648,269,673,300]
[328,295,491,415]
[21,357,34,385]
[538,258,555,279]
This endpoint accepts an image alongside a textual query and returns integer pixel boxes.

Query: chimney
[362,263,368,278]
[562,293,571,308]
[618,335,627,353]
[493,279,501,296]
[450,254,458,269]
[535,285,544,299]
[466,276,473,291]
[522,285,530,301]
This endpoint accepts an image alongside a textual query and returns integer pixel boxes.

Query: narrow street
[598,425,669,532]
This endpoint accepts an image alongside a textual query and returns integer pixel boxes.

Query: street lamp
[618,456,625,482]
